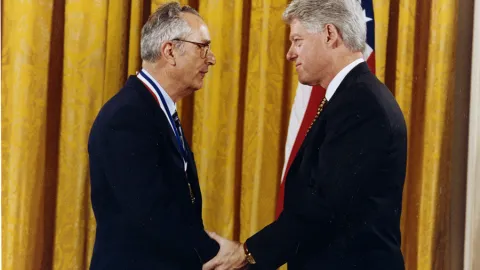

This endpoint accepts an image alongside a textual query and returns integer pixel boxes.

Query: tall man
[88,2,218,269]
[204,0,407,269]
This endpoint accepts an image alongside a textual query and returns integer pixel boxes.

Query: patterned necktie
[173,111,195,203]
[172,111,186,152]
[305,97,328,136]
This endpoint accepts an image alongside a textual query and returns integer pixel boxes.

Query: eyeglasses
[172,39,211,58]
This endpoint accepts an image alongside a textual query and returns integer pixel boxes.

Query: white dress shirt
[325,58,365,101]
[139,69,177,131]
[137,69,188,171]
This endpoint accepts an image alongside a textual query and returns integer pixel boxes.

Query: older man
[204,0,407,269]
[88,2,217,269]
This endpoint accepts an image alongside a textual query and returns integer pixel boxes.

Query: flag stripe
[276,85,326,217]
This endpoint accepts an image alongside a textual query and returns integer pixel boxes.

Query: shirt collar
[141,68,177,116]
[325,58,364,101]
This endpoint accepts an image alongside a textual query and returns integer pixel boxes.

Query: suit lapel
[183,136,199,180]
[127,76,184,169]
[153,107,185,162]
[285,62,372,181]
[288,114,327,179]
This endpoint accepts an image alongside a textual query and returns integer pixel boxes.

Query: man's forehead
[181,12,206,30]
[198,24,210,37]
[289,20,306,33]
[189,24,211,42]
[181,13,211,41]
[289,24,305,39]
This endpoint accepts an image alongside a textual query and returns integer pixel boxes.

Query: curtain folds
[1,0,459,269]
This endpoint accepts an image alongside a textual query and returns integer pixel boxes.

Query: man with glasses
[88,2,217,269]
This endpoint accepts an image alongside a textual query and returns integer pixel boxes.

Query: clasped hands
[202,231,249,270]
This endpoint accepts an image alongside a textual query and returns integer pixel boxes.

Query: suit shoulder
[353,74,406,134]
[98,84,151,121]
[89,85,152,144]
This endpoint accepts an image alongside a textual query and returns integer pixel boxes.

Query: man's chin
[298,76,321,87]
[188,81,203,91]
[298,78,314,86]
[193,83,203,91]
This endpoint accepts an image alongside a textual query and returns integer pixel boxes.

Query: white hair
[283,0,366,52]
[140,2,201,62]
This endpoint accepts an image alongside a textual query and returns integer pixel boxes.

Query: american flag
[276,0,376,218]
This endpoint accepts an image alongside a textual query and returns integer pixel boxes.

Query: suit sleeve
[246,92,390,269]
[102,106,219,263]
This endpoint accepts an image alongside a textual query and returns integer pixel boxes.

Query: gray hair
[283,0,366,52]
[141,2,201,62]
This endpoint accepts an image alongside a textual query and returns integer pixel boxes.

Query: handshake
[203,231,254,270]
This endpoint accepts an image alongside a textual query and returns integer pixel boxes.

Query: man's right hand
[202,231,248,270]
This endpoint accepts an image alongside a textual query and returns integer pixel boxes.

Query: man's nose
[286,45,296,61]
[206,50,216,65]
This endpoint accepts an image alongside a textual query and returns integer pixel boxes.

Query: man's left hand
[202,231,248,270]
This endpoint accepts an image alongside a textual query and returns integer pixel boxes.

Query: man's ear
[161,41,176,65]
[325,23,341,48]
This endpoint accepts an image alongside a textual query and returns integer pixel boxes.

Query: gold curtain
[1,0,459,269]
